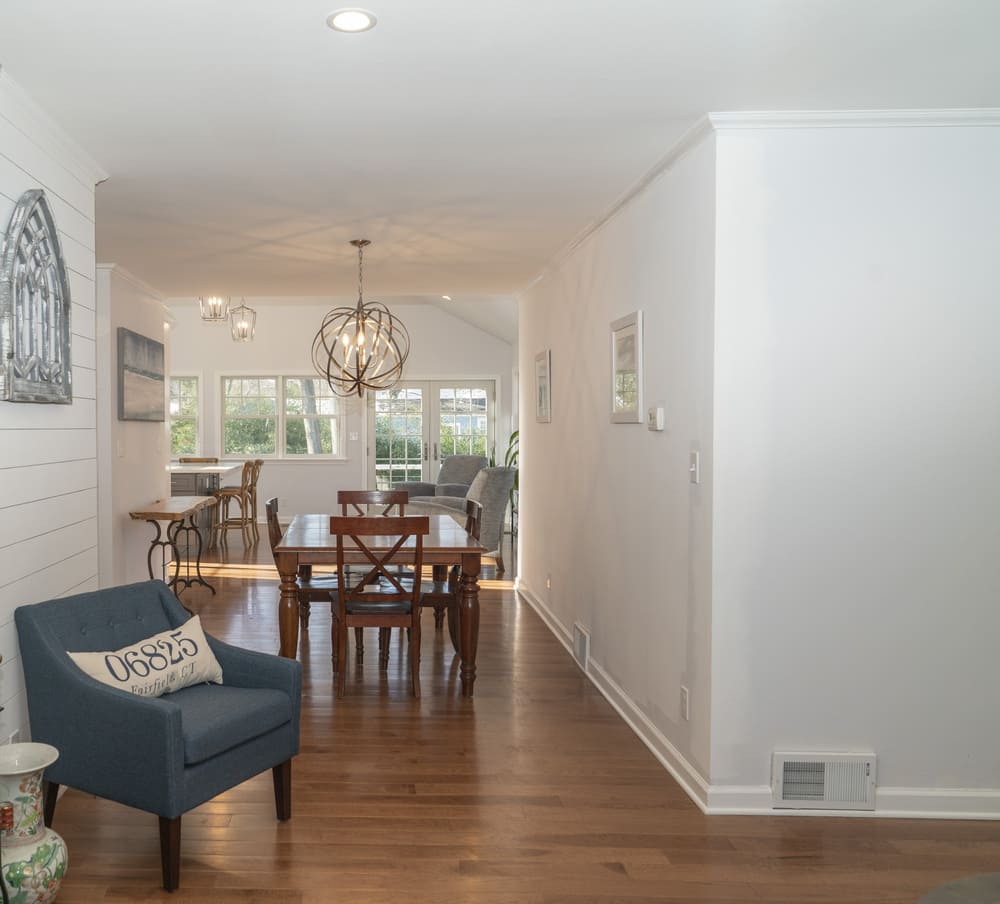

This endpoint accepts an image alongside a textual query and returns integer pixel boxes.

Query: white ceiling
[1,0,998,305]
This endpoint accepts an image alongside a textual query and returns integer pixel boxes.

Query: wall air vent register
[772,752,877,810]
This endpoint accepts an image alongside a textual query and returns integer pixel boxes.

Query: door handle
[423,442,428,462]
[433,443,438,462]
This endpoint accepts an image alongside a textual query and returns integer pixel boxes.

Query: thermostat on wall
[647,407,665,431]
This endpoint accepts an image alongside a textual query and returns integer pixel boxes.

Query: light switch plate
[647,407,665,431]
[689,451,700,484]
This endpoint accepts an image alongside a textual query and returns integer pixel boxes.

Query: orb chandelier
[312,239,409,398]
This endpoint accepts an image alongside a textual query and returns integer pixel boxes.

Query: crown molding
[519,115,715,296]
[96,263,164,303]
[707,108,1000,130]
[0,67,109,186]
[519,107,1000,298]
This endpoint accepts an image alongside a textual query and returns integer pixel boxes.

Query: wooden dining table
[274,512,487,697]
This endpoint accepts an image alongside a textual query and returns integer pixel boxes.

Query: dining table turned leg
[275,552,301,659]
[458,552,481,697]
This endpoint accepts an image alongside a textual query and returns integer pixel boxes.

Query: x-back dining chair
[265,497,344,671]
[338,489,407,516]
[336,489,409,664]
[331,515,429,698]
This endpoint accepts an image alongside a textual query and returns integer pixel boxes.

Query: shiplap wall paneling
[0,72,105,743]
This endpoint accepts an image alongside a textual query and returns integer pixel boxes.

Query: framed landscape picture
[118,327,165,421]
[535,349,551,423]
[610,311,643,423]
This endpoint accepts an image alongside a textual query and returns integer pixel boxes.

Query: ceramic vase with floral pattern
[0,743,67,904]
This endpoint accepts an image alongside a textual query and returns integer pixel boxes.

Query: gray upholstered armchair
[15,580,302,892]
[407,466,517,573]
[394,454,487,499]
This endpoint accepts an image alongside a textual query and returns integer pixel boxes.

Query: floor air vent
[572,623,590,670]
[772,752,876,810]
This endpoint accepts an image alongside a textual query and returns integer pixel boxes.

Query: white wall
[519,111,1000,817]
[96,264,170,587]
[0,71,105,741]
[167,299,514,517]
[518,129,718,789]
[711,117,1000,803]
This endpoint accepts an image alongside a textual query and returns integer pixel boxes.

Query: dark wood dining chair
[338,489,408,516]
[420,498,482,628]
[336,489,409,662]
[265,498,343,672]
[330,515,429,698]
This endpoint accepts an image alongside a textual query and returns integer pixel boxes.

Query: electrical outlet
[680,686,690,721]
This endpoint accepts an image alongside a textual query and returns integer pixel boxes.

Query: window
[284,377,341,455]
[169,377,199,456]
[222,376,344,458]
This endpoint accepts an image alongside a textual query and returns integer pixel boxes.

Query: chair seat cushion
[172,684,292,765]
[345,600,414,615]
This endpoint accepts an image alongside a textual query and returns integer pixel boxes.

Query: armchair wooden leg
[355,626,364,662]
[272,760,292,821]
[43,780,59,827]
[159,815,181,892]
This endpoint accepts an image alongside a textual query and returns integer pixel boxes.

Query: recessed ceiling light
[441,295,452,301]
[327,8,377,33]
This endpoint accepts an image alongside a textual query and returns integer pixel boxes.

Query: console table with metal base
[129,496,218,595]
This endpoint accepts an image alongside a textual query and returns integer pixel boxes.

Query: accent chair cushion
[67,615,223,698]
[170,683,292,765]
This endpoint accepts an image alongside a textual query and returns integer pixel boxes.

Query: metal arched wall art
[0,189,73,403]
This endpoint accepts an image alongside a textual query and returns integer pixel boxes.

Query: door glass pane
[373,388,424,490]
[438,385,490,468]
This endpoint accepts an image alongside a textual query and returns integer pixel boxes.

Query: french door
[368,380,495,490]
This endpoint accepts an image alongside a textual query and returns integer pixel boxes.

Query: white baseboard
[515,579,1000,820]
[516,580,711,813]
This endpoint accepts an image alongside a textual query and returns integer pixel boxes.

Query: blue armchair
[15,580,301,891]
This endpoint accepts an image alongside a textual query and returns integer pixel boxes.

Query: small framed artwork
[610,311,643,423]
[534,349,551,423]
[118,327,165,421]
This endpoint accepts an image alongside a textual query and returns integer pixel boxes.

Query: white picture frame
[535,349,551,423]
[610,311,643,423]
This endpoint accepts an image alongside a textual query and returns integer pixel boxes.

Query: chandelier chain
[358,242,363,302]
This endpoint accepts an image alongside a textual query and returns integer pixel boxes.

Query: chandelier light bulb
[199,295,230,322]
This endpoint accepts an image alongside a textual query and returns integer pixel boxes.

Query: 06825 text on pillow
[67,614,223,697]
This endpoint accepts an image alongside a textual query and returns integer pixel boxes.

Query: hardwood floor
[46,540,998,902]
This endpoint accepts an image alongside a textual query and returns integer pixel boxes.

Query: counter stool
[210,461,255,549]
[247,459,263,543]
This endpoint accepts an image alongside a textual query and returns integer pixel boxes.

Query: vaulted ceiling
[1,0,998,303]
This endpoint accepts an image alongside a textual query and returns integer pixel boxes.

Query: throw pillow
[67,615,223,698]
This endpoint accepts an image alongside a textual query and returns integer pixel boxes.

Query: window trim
[220,373,347,461]
[168,374,201,458]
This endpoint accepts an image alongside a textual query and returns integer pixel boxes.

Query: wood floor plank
[42,541,1000,903]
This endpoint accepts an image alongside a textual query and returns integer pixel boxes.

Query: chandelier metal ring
[312,239,410,398]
